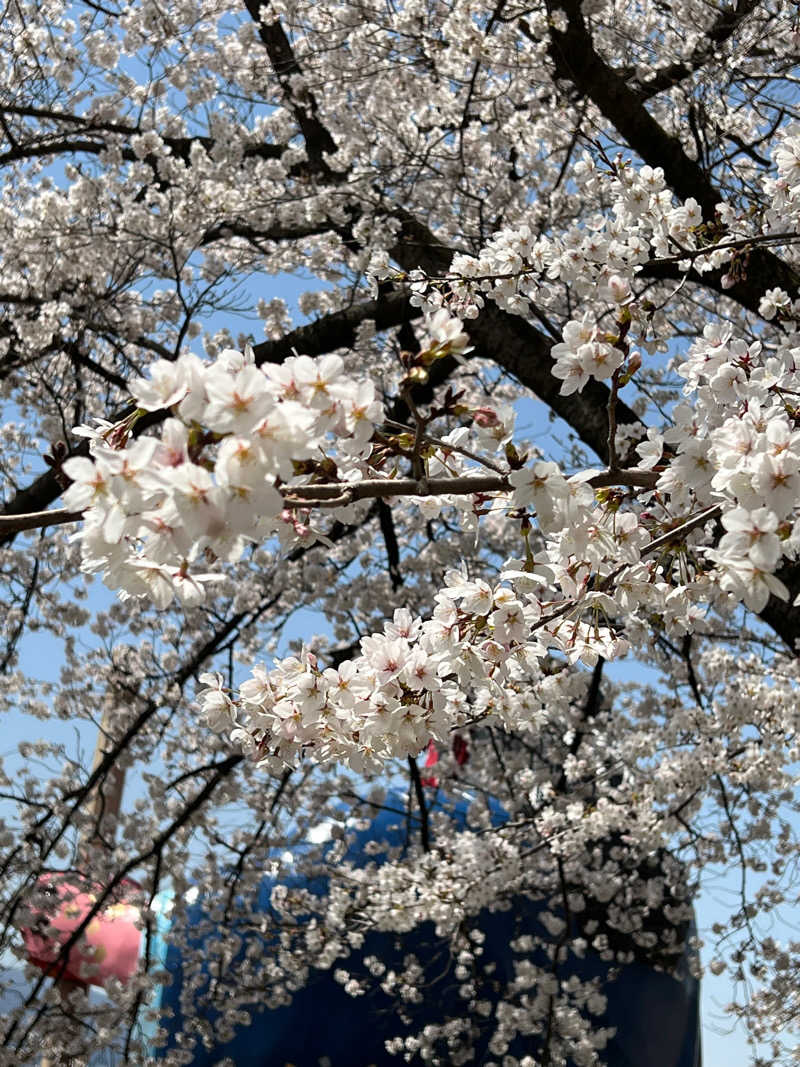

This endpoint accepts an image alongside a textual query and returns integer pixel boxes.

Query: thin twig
[382,418,506,474]
[607,369,620,471]
[407,755,431,853]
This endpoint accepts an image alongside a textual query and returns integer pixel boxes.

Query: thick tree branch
[252,288,417,366]
[241,0,341,178]
[624,0,763,100]
[0,469,659,535]
[407,755,431,853]
[545,1,717,217]
[389,209,644,461]
[0,109,286,170]
[543,0,800,315]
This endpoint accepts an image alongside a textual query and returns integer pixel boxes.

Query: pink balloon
[22,873,142,988]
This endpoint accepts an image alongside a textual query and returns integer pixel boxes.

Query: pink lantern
[22,873,142,988]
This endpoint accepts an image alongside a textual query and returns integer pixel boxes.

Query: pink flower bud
[607,275,631,303]
[473,407,500,428]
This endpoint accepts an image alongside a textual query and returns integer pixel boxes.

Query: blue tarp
[150,795,701,1066]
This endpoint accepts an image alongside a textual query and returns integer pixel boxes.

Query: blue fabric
[151,795,701,1067]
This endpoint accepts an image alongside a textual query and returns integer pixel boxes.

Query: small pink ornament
[421,739,439,787]
[452,734,469,766]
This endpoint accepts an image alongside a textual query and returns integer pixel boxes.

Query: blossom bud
[473,406,500,428]
[605,275,631,303]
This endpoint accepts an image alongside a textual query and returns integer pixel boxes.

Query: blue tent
[149,795,701,1066]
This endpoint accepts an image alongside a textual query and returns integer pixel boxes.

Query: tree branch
[241,0,341,178]
[542,0,800,313]
[377,499,403,592]
[624,0,763,100]
[4,469,660,536]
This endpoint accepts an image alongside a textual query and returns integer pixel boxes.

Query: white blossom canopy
[1,0,800,1063]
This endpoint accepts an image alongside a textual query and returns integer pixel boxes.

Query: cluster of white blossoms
[392,159,720,341]
[549,313,628,395]
[199,588,542,772]
[198,552,639,772]
[670,323,800,612]
[62,346,383,607]
[764,122,800,235]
